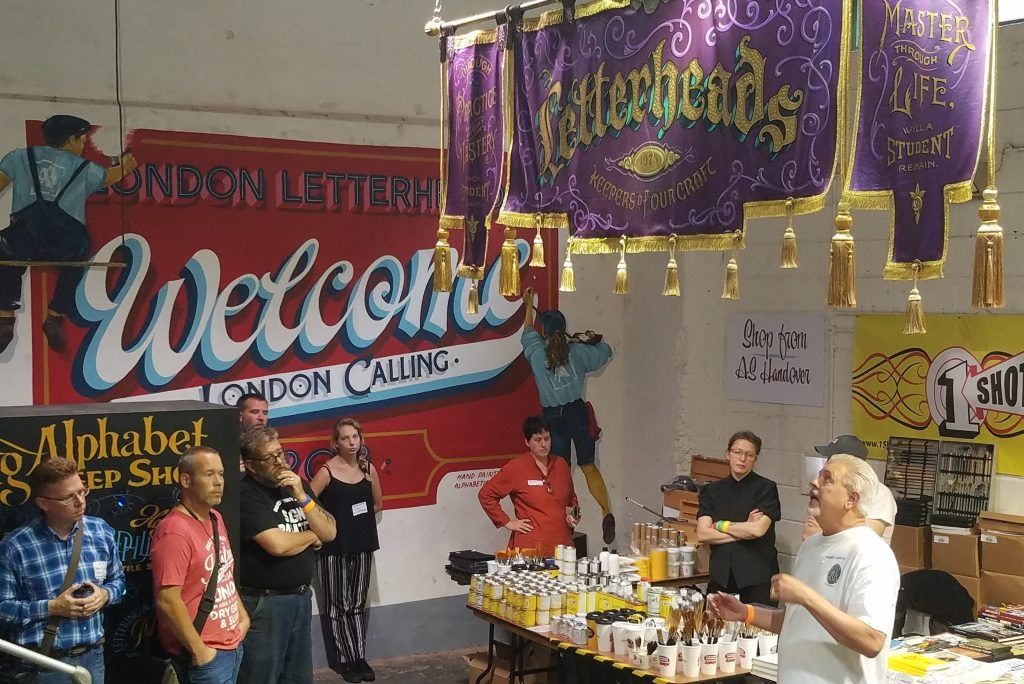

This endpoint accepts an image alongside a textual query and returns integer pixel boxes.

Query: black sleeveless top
[318,470,380,555]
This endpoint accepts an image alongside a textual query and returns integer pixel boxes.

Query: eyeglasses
[543,477,553,494]
[728,447,757,460]
[246,449,287,464]
[38,489,89,505]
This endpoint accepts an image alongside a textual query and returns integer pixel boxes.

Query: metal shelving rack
[885,437,938,526]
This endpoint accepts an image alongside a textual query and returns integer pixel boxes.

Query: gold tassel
[433,226,453,292]
[559,239,576,292]
[530,214,545,267]
[827,202,856,308]
[903,261,926,335]
[722,256,739,299]
[662,234,680,296]
[499,227,521,296]
[466,280,480,314]
[722,232,740,300]
[613,237,628,294]
[972,186,1004,308]
[781,197,798,269]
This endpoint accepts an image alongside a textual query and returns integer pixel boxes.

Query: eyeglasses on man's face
[38,488,89,505]
[246,448,287,464]
[728,447,757,460]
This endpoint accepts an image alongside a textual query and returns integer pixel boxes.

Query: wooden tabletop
[469,605,751,683]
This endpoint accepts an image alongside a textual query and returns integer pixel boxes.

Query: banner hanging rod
[424,0,560,36]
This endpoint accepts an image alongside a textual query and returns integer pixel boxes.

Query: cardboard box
[664,489,700,515]
[465,648,552,684]
[949,573,981,616]
[931,530,980,578]
[666,516,699,545]
[980,530,1024,576]
[980,511,1024,535]
[690,455,730,483]
[891,525,930,568]
[981,571,1024,607]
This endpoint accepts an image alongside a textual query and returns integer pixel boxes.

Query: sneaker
[0,317,13,354]
[356,659,376,682]
[602,513,616,544]
[41,315,66,353]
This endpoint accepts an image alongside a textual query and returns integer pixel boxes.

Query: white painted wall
[2,0,1023,600]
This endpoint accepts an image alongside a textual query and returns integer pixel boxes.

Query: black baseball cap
[814,435,868,460]
[40,115,93,140]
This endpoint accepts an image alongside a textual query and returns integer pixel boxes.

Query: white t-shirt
[865,482,898,545]
[778,525,900,684]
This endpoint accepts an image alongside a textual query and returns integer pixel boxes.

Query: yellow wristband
[722,520,731,533]
[302,498,316,512]
[745,604,756,625]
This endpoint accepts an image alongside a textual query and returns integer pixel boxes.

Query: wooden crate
[690,455,730,483]
[664,489,700,518]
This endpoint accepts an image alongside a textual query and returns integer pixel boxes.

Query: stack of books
[887,652,951,677]
[950,620,1024,646]
[751,652,777,682]
[978,603,1024,629]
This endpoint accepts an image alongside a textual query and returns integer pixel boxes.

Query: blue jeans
[238,590,313,684]
[543,399,595,465]
[36,645,104,684]
[178,646,244,684]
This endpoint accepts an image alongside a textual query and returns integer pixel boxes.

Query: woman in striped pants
[311,418,383,683]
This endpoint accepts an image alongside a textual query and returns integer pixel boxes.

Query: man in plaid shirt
[0,458,124,682]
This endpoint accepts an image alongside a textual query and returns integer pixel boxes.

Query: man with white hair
[709,454,900,684]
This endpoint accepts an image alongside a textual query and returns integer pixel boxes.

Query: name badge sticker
[352,501,369,516]
[527,480,545,486]
[92,561,107,584]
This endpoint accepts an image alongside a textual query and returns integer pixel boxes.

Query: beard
[807,504,821,517]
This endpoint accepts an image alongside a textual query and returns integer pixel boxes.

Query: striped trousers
[317,551,373,666]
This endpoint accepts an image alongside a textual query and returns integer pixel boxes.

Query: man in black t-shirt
[237,425,337,684]
[696,430,781,605]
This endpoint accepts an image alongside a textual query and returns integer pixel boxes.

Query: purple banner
[848,0,991,279]
[440,26,507,278]
[498,0,849,254]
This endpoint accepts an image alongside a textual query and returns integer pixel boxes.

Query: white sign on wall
[726,313,825,406]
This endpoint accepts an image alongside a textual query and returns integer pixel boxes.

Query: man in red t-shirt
[152,446,250,683]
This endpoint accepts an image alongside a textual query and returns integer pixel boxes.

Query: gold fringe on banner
[827,203,856,308]
[781,197,798,269]
[499,227,521,296]
[662,234,680,296]
[466,280,480,314]
[972,188,1004,307]
[903,261,926,335]
[614,237,629,294]
[560,238,576,292]
[433,227,453,292]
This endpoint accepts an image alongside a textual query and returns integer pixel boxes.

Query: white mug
[700,642,718,676]
[758,633,779,656]
[680,643,702,677]
[656,643,678,677]
[718,640,738,673]
[738,636,758,669]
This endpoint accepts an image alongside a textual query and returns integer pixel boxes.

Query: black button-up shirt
[697,471,781,588]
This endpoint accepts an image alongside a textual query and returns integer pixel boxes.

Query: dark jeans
[177,646,244,684]
[543,399,595,465]
[239,590,313,684]
[34,644,104,684]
